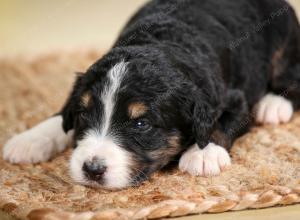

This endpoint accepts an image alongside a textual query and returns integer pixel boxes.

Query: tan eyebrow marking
[128,102,148,119]
[81,92,92,107]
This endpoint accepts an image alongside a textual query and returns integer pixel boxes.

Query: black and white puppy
[3,0,300,189]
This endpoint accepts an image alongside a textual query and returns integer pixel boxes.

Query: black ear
[61,100,75,133]
[158,43,224,148]
[191,90,220,149]
[60,73,86,133]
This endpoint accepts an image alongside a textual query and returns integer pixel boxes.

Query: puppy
[3,0,300,189]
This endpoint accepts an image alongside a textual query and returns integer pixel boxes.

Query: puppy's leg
[255,7,300,125]
[257,47,300,125]
[179,90,250,176]
[3,115,73,164]
[263,61,300,125]
[254,94,293,125]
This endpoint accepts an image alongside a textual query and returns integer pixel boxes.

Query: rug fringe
[23,186,300,220]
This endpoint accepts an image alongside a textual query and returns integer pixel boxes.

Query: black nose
[82,158,107,181]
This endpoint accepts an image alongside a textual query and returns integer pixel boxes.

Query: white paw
[3,132,57,164]
[255,93,293,125]
[3,116,71,164]
[179,143,231,176]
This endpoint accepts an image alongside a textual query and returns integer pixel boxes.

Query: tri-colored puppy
[3,0,300,189]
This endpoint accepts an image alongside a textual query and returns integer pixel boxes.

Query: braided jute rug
[1,49,300,220]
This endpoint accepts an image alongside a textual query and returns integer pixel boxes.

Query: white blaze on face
[100,61,128,137]
[70,61,133,189]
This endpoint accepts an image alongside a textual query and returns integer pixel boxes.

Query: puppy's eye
[134,119,151,131]
[79,112,88,121]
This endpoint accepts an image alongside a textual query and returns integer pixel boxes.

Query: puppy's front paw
[3,131,56,164]
[255,93,293,125]
[179,143,231,176]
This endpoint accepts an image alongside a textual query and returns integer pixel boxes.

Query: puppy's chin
[69,130,133,190]
[73,180,133,191]
[71,172,148,190]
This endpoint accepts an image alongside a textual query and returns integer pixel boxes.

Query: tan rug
[0,50,300,220]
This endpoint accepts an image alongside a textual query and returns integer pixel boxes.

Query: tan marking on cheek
[130,135,181,184]
[128,102,148,119]
[81,92,91,107]
[150,135,182,160]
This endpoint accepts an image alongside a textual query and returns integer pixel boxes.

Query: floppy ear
[61,100,75,133]
[61,73,86,133]
[158,43,224,148]
[191,90,220,149]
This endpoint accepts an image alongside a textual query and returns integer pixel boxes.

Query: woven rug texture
[0,50,300,220]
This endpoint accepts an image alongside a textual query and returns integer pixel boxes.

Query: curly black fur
[61,0,300,185]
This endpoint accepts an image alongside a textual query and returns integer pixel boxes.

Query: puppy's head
[62,46,221,189]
